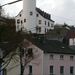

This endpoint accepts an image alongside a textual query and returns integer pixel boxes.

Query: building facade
[15,0,54,34]
[3,38,75,75]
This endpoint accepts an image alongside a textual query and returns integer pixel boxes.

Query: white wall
[15,10,23,31]
[69,38,75,45]
[36,11,54,34]
[15,9,54,34]
[22,0,36,33]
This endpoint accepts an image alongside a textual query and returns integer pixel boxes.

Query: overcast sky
[0,0,75,26]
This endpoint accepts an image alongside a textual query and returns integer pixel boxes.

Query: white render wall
[15,10,23,31]
[22,0,36,33]
[15,9,54,34]
[36,11,54,34]
[69,38,75,45]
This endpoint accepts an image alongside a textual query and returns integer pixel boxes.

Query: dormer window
[39,27,41,32]
[51,24,53,28]
[26,48,33,57]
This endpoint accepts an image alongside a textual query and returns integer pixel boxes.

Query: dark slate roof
[69,46,75,51]
[0,16,5,21]
[16,8,54,22]
[36,7,54,22]
[46,28,69,39]
[31,37,75,54]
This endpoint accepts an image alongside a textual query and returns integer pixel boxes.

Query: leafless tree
[1,38,40,75]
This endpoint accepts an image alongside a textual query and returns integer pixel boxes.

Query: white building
[15,0,54,34]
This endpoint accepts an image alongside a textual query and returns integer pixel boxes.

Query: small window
[39,20,41,24]
[39,27,41,32]
[50,65,54,74]
[70,55,74,60]
[70,66,74,75]
[50,54,54,60]
[24,19,26,23]
[45,21,46,25]
[20,14,21,17]
[29,65,32,74]
[48,22,50,26]
[37,14,39,17]
[60,66,64,75]
[51,24,53,28]
[60,55,64,60]
[17,19,20,24]
[30,11,33,15]
[45,28,46,33]
[21,20,23,24]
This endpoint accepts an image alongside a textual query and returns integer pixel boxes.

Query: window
[70,55,74,60]
[70,66,74,75]
[39,27,41,32]
[39,20,41,24]
[21,20,23,24]
[47,29,48,32]
[26,48,33,57]
[20,14,21,17]
[24,19,26,23]
[29,65,32,74]
[37,14,39,17]
[45,21,46,25]
[45,28,46,33]
[48,22,50,26]
[17,19,20,24]
[30,11,33,15]
[60,66,64,75]
[50,65,54,74]
[60,55,64,60]
[51,24,53,28]
[50,54,54,60]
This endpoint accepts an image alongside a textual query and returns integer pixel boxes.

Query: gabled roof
[36,8,54,22]
[31,37,75,54]
[15,7,54,22]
